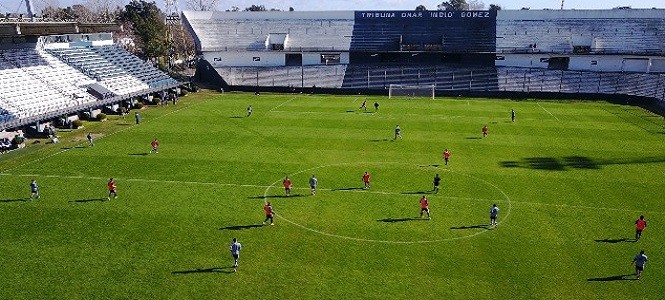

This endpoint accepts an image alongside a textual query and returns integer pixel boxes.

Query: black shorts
[636,265,644,271]
[232,253,239,259]
[421,208,429,212]
[490,216,497,220]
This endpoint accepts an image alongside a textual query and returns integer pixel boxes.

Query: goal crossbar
[388,84,435,99]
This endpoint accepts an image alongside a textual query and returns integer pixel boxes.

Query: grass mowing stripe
[0,100,203,175]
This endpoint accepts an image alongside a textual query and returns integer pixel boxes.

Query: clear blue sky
[1,0,663,14]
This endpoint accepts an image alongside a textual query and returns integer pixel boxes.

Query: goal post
[388,84,435,99]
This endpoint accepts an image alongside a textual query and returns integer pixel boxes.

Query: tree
[119,0,168,59]
[437,0,469,10]
[244,5,266,11]
[289,7,294,11]
[489,4,502,10]
[185,0,219,11]
[416,5,427,10]
[468,0,485,10]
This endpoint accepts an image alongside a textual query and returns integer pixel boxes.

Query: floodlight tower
[24,0,36,20]
[164,0,183,72]
[560,0,564,10]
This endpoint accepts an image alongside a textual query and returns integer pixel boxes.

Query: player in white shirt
[229,238,242,272]
[489,204,499,227]
[632,250,648,280]
[309,175,318,195]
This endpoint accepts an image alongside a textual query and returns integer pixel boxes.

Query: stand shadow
[594,238,633,243]
[129,153,148,156]
[450,224,488,230]
[69,198,107,203]
[172,266,235,274]
[219,224,263,231]
[587,274,636,282]
[0,198,29,203]
[331,187,364,191]
[377,217,424,223]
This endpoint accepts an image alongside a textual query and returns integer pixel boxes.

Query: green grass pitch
[1,91,664,299]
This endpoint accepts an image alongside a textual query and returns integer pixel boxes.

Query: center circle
[262,162,512,244]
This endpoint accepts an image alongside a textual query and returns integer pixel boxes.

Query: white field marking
[268,96,298,112]
[262,162,512,244]
[269,109,467,120]
[0,101,202,174]
[537,102,560,121]
[2,172,658,216]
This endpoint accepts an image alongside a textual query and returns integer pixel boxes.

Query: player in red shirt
[107,178,117,200]
[635,215,647,241]
[482,125,488,137]
[283,176,292,197]
[263,202,274,226]
[419,195,430,219]
[362,171,371,189]
[150,139,159,154]
[443,149,451,165]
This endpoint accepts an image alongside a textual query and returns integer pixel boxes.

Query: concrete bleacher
[91,45,179,88]
[0,38,179,130]
[497,10,665,55]
[182,11,354,52]
[0,49,89,120]
[46,47,150,95]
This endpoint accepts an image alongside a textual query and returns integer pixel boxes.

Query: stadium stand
[183,9,665,113]
[0,33,179,130]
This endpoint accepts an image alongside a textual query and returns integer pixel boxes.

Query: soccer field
[0,91,664,299]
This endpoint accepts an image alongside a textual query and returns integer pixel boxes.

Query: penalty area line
[537,102,560,121]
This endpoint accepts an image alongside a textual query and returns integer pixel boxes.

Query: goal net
[388,84,435,99]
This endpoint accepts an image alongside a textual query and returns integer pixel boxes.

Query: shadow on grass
[219,224,263,231]
[229,116,244,119]
[0,198,29,203]
[129,153,148,156]
[74,146,86,149]
[248,194,304,199]
[345,110,355,113]
[450,224,488,230]
[587,274,636,282]
[500,156,665,171]
[418,164,440,168]
[172,266,235,274]
[465,137,482,140]
[331,187,364,191]
[69,198,107,203]
[594,238,633,243]
[377,217,425,223]
[116,123,132,126]
[369,139,390,142]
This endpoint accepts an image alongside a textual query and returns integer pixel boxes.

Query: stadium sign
[356,11,494,20]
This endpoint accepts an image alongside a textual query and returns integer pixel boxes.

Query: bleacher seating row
[186,18,353,52]
[0,44,179,129]
[496,18,665,55]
